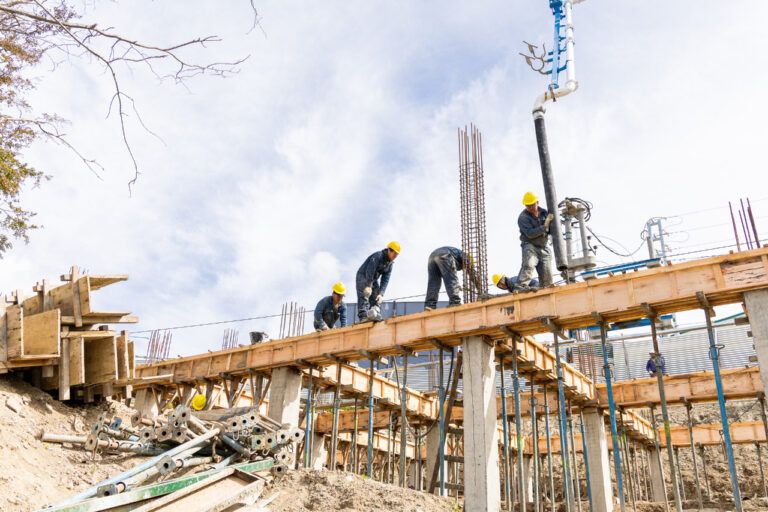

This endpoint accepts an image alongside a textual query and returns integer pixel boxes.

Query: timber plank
[6,305,23,359]
[69,336,86,386]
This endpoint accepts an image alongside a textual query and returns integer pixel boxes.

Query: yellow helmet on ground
[191,394,206,411]
[387,241,401,253]
[522,192,538,206]
[332,282,346,295]
[492,274,504,286]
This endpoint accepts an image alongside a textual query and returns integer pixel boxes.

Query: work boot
[424,306,435,311]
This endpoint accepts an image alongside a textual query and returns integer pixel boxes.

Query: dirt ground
[266,468,457,512]
[0,375,147,512]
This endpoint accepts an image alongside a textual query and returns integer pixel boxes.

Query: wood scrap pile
[0,266,137,401]
[39,405,300,512]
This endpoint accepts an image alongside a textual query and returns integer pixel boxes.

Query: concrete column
[426,421,446,494]
[521,454,534,504]
[134,388,159,419]
[267,367,302,426]
[462,335,501,512]
[309,433,327,469]
[582,407,613,512]
[745,290,768,394]
[647,447,667,503]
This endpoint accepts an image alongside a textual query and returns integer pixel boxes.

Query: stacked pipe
[41,405,302,506]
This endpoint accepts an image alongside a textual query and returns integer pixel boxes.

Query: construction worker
[516,191,554,291]
[313,282,347,331]
[424,246,481,310]
[646,352,667,377]
[356,242,400,322]
[492,273,539,293]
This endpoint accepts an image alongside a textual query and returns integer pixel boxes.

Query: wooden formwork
[0,268,137,401]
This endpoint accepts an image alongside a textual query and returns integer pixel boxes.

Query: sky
[1,1,767,357]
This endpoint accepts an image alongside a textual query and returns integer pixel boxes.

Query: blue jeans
[425,250,461,309]
[314,311,337,330]
[517,243,553,287]
[356,275,381,321]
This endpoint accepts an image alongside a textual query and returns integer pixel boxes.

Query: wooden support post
[58,337,71,401]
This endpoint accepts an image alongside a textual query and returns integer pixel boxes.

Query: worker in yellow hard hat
[492,273,540,293]
[516,191,554,292]
[314,282,347,331]
[424,247,482,310]
[356,242,400,323]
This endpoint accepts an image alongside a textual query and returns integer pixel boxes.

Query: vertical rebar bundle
[279,301,306,338]
[458,124,489,302]
[221,328,239,350]
[145,330,172,364]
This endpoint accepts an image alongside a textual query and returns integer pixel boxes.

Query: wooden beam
[658,421,766,447]
[598,367,763,408]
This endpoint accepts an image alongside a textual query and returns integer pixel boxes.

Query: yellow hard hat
[387,241,401,253]
[191,394,206,411]
[332,282,346,295]
[522,192,538,206]
[492,274,504,286]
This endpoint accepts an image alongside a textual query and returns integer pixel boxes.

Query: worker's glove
[544,213,554,228]
[316,324,329,332]
[375,294,383,305]
[363,286,372,298]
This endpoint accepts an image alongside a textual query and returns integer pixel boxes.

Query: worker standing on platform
[646,352,667,377]
[492,273,539,293]
[313,282,347,331]
[516,191,554,291]
[424,246,482,310]
[356,242,400,322]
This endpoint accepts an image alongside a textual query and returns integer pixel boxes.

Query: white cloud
[1,1,766,356]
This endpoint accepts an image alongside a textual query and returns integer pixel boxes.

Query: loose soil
[266,468,457,512]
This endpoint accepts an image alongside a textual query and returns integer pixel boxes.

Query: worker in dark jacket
[424,246,481,310]
[314,282,347,331]
[356,242,400,322]
[516,191,554,291]
[492,273,539,293]
[646,352,667,377]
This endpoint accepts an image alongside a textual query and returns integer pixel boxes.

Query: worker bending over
[356,242,400,322]
[492,273,539,293]
[424,246,481,310]
[516,191,554,291]
[314,282,347,331]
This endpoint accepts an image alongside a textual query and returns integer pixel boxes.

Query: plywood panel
[554,289,590,318]
[722,259,767,287]
[519,295,551,319]
[49,283,74,316]
[675,266,719,296]
[84,336,117,385]
[6,305,23,359]
[22,310,60,356]
[591,280,631,312]
[70,337,86,386]
[632,274,677,304]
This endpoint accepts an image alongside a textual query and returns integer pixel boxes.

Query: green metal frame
[39,459,275,512]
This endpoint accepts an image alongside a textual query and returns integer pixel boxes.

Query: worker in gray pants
[424,246,479,310]
[516,191,554,291]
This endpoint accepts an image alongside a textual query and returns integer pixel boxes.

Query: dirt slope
[0,376,146,511]
[266,468,457,512]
